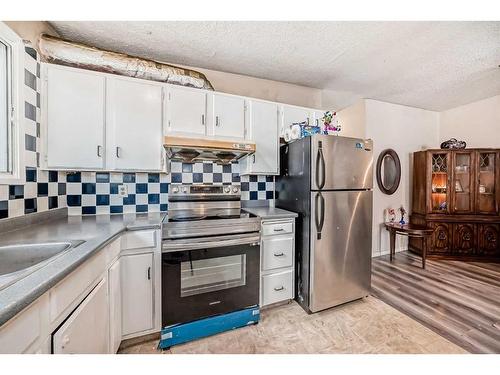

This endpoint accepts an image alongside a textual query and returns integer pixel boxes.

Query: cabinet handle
[147,266,151,280]
[116,147,121,158]
[201,114,205,125]
[97,145,103,157]
[273,252,285,257]
[274,286,284,291]
[253,154,256,164]
[273,228,284,232]
[215,116,220,127]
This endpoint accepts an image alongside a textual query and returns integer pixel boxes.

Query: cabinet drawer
[262,221,293,236]
[121,230,156,251]
[262,270,293,306]
[262,237,293,270]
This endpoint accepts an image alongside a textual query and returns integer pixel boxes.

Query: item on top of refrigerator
[290,124,301,140]
[284,127,292,142]
[296,122,321,138]
[322,111,342,135]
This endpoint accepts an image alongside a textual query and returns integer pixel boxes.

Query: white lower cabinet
[0,295,49,354]
[108,259,122,353]
[52,278,109,354]
[260,218,295,307]
[120,253,154,337]
[0,228,161,354]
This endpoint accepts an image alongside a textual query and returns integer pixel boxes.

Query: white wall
[439,94,500,148]
[366,100,440,256]
[339,99,440,256]
[337,100,366,138]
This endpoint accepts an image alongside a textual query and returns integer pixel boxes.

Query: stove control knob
[224,186,231,193]
[182,187,188,193]
[172,186,179,193]
[232,186,239,193]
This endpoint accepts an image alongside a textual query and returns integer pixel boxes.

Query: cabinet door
[52,278,109,354]
[108,259,121,353]
[475,151,498,214]
[106,78,163,171]
[166,85,207,136]
[429,222,452,255]
[477,224,500,256]
[121,253,153,336]
[45,65,105,169]
[242,100,279,175]
[212,93,246,139]
[281,104,311,135]
[452,223,476,255]
[451,151,475,213]
[429,151,451,213]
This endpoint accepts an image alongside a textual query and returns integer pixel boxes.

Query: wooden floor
[372,251,500,354]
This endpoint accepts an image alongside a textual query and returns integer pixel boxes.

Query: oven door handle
[162,233,260,252]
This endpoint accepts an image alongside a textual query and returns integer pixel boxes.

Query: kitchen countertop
[0,212,166,328]
[243,206,298,220]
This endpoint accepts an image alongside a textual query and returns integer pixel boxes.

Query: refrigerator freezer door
[310,135,373,190]
[309,190,372,312]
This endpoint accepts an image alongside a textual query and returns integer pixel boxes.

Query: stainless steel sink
[0,240,85,291]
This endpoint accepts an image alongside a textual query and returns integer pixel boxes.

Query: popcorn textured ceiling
[49,21,500,111]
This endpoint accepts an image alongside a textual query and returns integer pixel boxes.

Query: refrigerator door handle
[316,141,326,189]
[315,192,325,240]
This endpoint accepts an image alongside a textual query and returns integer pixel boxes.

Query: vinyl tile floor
[118,297,466,354]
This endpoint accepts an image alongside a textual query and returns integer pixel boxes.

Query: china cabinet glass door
[430,152,450,213]
[476,151,498,214]
[452,151,474,213]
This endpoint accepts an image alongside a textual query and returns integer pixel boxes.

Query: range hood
[164,136,256,165]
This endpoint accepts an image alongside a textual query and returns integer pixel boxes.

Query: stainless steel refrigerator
[276,135,373,313]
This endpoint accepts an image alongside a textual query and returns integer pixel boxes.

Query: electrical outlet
[118,184,128,197]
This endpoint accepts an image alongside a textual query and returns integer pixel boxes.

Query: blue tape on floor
[159,306,260,349]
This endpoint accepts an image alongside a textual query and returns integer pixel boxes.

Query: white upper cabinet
[209,93,246,139]
[240,100,279,175]
[165,85,207,136]
[106,77,163,171]
[44,65,105,169]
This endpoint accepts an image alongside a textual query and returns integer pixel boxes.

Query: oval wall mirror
[376,149,401,195]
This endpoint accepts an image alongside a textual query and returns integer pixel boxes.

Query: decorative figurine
[388,208,396,223]
[322,111,342,135]
[399,205,406,225]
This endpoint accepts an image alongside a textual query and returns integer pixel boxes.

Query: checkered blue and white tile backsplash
[64,163,274,216]
[0,45,274,220]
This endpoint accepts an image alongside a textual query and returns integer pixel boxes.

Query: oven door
[162,232,260,326]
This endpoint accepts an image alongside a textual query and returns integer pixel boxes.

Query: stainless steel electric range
[161,184,261,326]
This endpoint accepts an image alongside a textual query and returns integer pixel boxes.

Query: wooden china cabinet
[410,149,500,261]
